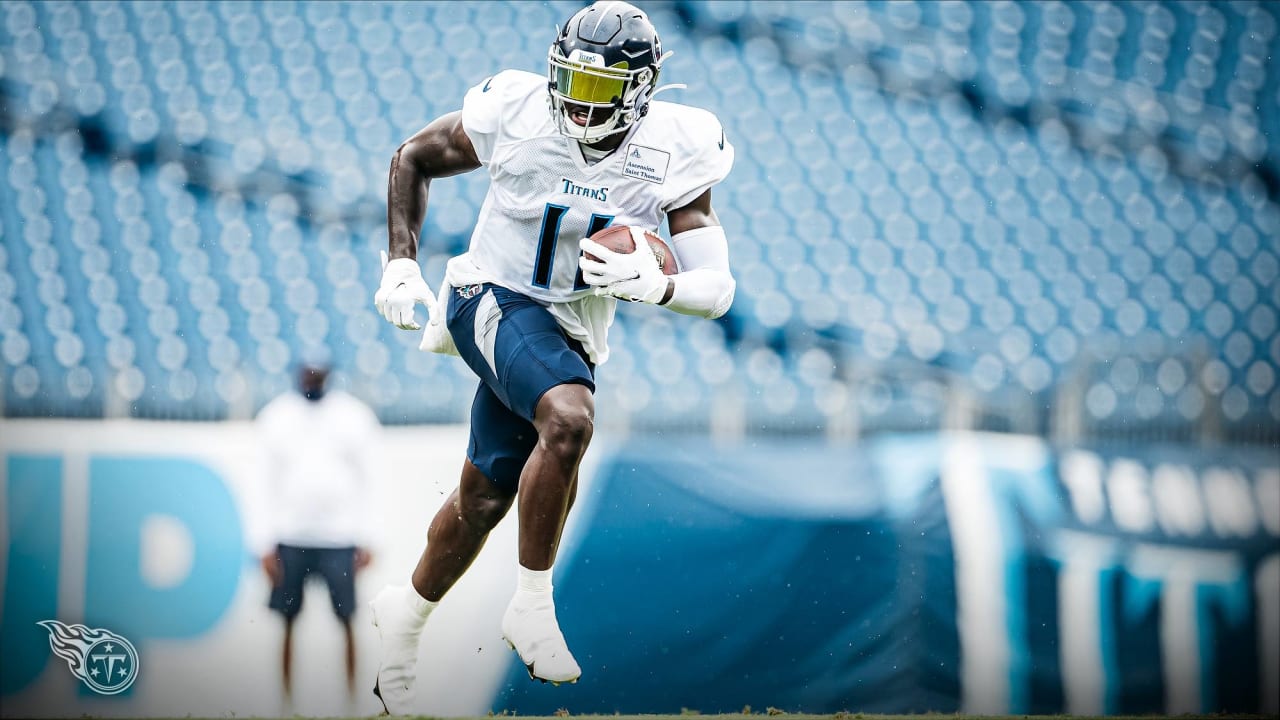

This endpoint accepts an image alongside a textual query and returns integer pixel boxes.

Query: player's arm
[662,188,735,319]
[376,111,481,330]
[579,188,736,318]
[386,111,481,261]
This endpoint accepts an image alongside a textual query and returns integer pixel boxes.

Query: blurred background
[0,0,1277,718]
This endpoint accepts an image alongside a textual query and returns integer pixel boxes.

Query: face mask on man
[297,366,329,402]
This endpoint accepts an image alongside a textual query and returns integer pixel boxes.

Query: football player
[370,2,735,713]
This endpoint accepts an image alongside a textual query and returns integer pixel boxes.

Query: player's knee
[536,386,594,461]
[456,461,515,531]
[541,408,594,459]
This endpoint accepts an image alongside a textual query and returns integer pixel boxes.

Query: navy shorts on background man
[268,544,357,621]
[446,283,595,492]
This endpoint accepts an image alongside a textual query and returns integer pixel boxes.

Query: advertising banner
[498,434,1279,716]
[2,421,1276,716]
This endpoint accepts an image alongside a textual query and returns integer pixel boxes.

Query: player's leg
[566,470,580,512]
[371,381,528,714]
[411,454,519,600]
[447,284,595,684]
[499,384,592,685]
[445,286,595,572]
[516,382,593,570]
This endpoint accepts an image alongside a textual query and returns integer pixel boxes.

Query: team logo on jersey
[623,144,670,184]
[561,178,609,202]
[38,620,139,695]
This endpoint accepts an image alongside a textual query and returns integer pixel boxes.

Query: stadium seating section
[1,1,1276,440]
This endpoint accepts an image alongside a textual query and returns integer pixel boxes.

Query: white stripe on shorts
[475,289,503,378]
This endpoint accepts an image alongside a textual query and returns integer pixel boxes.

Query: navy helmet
[547,2,664,142]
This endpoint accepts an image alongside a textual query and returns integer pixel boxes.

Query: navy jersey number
[532,204,614,290]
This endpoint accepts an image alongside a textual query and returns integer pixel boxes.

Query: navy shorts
[446,283,595,491]
[268,544,357,621]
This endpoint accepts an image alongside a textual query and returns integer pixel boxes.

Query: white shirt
[445,69,735,364]
[249,390,380,554]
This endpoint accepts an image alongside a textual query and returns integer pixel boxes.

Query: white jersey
[445,69,734,364]
[248,391,380,554]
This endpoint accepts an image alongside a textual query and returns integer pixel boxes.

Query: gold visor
[554,63,627,104]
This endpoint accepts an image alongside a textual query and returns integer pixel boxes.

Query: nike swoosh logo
[718,129,724,150]
[482,77,493,92]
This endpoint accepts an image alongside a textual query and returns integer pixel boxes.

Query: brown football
[586,225,679,275]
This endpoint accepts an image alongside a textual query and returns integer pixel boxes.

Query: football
[586,225,679,276]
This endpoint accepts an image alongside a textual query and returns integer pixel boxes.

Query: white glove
[578,235,669,304]
[374,251,436,330]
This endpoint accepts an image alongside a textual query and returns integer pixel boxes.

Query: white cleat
[501,595,582,685]
[370,585,426,715]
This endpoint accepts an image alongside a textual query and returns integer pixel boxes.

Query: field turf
[167,707,1269,712]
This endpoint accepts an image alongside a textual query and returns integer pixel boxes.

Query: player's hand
[354,547,373,572]
[261,552,283,587]
[375,251,437,330]
[578,237,669,304]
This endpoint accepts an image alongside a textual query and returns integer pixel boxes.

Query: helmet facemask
[547,46,658,144]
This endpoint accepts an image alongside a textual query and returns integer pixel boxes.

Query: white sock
[515,565,554,598]
[404,584,438,619]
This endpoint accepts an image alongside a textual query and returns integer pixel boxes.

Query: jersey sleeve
[461,70,545,165]
[661,107,735,212]
[460,74,503,164]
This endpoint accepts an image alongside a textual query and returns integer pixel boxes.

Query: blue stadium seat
[1,0,1276,433]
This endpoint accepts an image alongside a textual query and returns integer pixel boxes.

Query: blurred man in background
[253,364,380,711]
[371,0,734,714]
